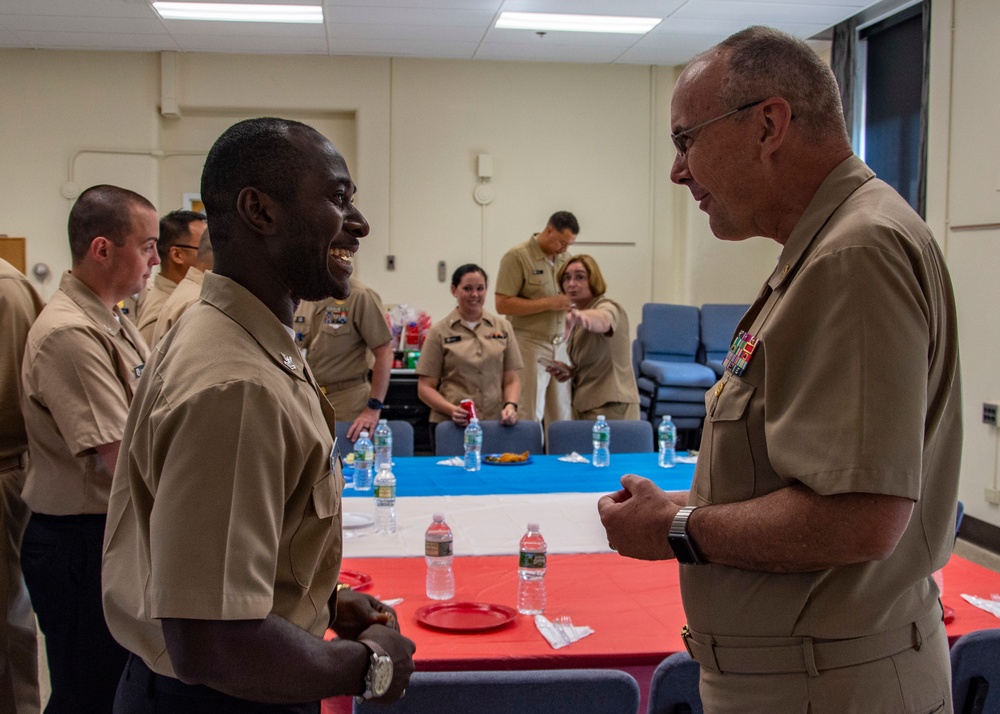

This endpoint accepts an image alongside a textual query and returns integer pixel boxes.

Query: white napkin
[960,593,1000,618]
[436,457,464,466]
[534,615,594,649]
[676,454,698,464]
[558,452,590,464]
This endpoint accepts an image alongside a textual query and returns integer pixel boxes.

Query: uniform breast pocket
[290,471,341,587]
[701,376,757,504]
[320,324,352,341]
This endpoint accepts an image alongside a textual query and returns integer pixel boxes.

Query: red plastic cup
[460,399,477,421]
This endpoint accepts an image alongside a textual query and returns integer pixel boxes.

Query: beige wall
[2,1,997,529]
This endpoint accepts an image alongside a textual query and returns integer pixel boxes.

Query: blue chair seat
[640,360,718,389]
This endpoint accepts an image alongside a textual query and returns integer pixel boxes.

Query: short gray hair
[712,26,849,143]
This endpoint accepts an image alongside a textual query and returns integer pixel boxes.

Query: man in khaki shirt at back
[495,211,577,427]
[0,258,44,714]
[20,185,159,712]
[135,210,206,344]
[150,225,214,345]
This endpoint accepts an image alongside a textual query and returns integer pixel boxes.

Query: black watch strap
[367,397,383,410]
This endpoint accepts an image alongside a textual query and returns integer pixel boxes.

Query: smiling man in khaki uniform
[102,118,414,714]
[0,258,44,714]
[20,185,159,713]
[599,27,961,714]
[495,211,577,428]
[294,277,392,441]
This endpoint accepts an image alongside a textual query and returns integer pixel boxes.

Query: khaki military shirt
[566,296,639,415]
[416,308,523,423]
[21,272,148,515]
[136,273,178,346]
[102,272,343,678]
[0,259,44,461]
[150,267,207,345]
[294,278,391,388]
[682,155,962,640]
[495,235,570,340]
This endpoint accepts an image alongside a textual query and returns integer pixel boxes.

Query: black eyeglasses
[670,99,765,157]
[172,244,199,250]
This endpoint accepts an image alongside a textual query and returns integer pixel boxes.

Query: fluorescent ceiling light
[152,2,323,23]
[495,12,661,34]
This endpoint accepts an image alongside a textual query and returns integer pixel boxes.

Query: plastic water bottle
[592,415,610,467]
[373,419,393,471]
[352,430,374,491]
[373,463,396,534]
[517,523,547,615]
[658,415,677,468]
[425,513,455,600]
[464,417,483,472]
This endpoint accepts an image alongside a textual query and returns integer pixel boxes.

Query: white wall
[940,0,1000,530]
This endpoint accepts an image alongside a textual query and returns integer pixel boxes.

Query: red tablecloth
[323,553,1000,712]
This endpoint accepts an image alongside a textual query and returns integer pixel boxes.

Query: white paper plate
[343,512,375,529]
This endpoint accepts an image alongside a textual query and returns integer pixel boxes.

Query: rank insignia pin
[281,353,297,370]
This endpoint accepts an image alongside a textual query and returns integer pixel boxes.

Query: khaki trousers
[574,403,641,421]
[0,461,39,714]
[698,616,952,714]
[324,380,369,425]
[515,334,571,427]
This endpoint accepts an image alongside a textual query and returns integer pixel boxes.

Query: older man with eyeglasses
[600,25,961,713]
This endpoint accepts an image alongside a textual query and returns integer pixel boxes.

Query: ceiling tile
[0,15,166,34]
[326,23,485,41]
[10,30,178,50]
[671,1,857,25]
[173,33,329,53]
[327,6,496,25]
[483,26,640,47]
[0,0,156,18]
[330,38,479,57]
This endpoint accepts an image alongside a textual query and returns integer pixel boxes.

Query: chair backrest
[639,304,702,363]
[335,419,414,457]
[648,652,703,714]
[951,628,1000,714]
[547,420,654,455]
[699,304,750,363]
[434,420,544,457]
[354,668,640,714]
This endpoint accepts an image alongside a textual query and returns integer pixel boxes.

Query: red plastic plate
[416,601,518,632]
[339,569,373,592]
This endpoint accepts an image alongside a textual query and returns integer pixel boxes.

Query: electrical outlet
[986,488,1000,505]
[386,255,395,271]
[984,402,998,426]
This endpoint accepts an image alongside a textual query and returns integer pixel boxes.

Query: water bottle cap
[664,415,672,420]
[433,513,445,522]
[379,462,391,470]
[378,419,388,425]
[597,415,606,421]
[527,522,539,531]
[359,430,369,438]
[469,417,479,424]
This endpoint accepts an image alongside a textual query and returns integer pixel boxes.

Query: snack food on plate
[484,451,530,464]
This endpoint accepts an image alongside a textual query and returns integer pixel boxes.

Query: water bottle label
[374,484,395,499]
[464,434,482,447]
[353,449,373,462]
[373,436,390,447]
[425,540,453,557]
[594,432,609,445]
[519,551,546,568]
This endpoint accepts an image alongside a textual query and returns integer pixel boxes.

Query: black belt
[0,453,25,471]
[124,654,319,712]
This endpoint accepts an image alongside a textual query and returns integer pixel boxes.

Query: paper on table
[676,455,698,464]
[960,593,1000,618]
[534,615,594,650]
[436,457,464,467]
[557,452,590,464]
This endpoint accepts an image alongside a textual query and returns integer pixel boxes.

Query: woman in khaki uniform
[546,255,640,420]
[416,265,522,426]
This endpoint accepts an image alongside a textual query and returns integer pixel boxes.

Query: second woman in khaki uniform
[546,255,640,420]
[416,264,522,426]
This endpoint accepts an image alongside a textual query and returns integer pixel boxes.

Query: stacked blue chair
[698,303,750,377]
[354,668,640,714]
[635,304,717,432]
[434,420,543,457]
[648,652,703,714]
[951,628,1000,714]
